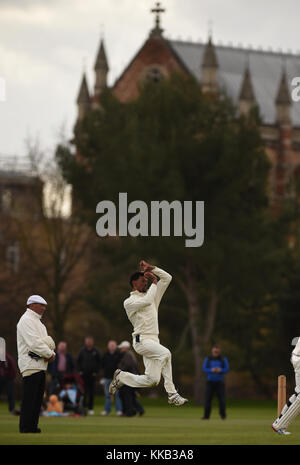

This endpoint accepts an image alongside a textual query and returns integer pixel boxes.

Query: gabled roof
[112,35,191,91]
[170,40,300,126]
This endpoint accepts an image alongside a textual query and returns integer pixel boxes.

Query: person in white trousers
[272,337,300,435]
[109,260,187,406]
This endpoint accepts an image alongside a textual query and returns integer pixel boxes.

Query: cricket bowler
[109,260,188,406]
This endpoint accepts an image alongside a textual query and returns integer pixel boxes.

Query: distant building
[0,156,44,272]
[74,3,300,204]
[0,158,43,219]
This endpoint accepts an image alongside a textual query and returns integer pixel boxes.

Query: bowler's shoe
[168,392,188,406]
[109,369,124,395]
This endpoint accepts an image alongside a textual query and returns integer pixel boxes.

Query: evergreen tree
[59,73,288,402]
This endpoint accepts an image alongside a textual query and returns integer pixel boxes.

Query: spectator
[45,394,63,416]
[60,373,86,416]
[100,340,122,416]
[202,344,230,420]
[0,351,19,415]
[48,341,74,394]
[59,382,77,411]
[118,341,145,417]
[77,336,101,415]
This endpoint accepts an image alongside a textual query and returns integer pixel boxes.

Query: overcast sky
[0,0,300,159]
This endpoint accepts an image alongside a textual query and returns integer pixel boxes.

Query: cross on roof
[208,19,213,39]
[151,2,165,30]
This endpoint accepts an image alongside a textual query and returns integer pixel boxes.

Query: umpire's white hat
[27,295,47,306]
[118,340,131,349]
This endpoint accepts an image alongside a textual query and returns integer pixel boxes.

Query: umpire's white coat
[17,309,55,374]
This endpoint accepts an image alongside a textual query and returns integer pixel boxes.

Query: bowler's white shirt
[17,308,55,374]
[124,267,172,337]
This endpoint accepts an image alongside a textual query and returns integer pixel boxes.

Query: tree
[59,73,287,402]
[11,141,93,342]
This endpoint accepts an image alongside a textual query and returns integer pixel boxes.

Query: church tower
[276,69,291,126]
[93,38,109,104]
[201,35,218,94]
[76,72,90,122]
[239,62,256,116]
[274,67,293,203]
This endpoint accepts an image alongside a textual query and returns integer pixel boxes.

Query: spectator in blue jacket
[202,345,229,420]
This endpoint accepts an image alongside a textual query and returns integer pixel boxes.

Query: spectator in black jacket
[118,341,145,417]
[100,340,122,416]
[48,341,74,394]
[77,337,101,415]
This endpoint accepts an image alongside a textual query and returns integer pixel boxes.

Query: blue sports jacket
[202,356,230,382]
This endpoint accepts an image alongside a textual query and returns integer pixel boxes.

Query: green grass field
[0,397,298,445]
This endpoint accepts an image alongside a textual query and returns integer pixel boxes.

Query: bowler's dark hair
[130,271,144,288]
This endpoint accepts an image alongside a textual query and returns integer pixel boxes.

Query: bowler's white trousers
[118,335,176,394]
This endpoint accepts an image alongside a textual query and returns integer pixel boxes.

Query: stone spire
[149,2,165,39]
[239,63,256,116]
[276,68,291,125]
[94,38,109,97]
[76,72,90,121]
[201,35,218,93]
[273,64,293,206]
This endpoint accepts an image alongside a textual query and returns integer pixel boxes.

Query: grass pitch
[0,397,298,445]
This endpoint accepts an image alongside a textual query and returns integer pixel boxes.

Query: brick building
[75,4,300,202]
[0,156,43,272]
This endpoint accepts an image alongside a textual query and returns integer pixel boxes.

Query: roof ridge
[169,38,300,58]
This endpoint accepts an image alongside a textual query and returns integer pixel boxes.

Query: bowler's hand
[140,260,155,272]
[144,271,158,285]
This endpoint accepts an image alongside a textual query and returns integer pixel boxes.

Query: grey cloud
[0,0,59,8]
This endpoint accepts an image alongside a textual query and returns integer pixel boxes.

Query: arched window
[146,67,163,83]
[1,188,12,211]
[6,242,20,273]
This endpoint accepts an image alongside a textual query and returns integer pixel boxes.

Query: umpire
[17,295,55,433]
[202,344,229,420]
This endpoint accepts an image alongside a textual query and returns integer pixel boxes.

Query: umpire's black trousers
[19,371,45,433]
[203,380,226,419]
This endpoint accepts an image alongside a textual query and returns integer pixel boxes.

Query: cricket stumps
[278,375,286,417]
